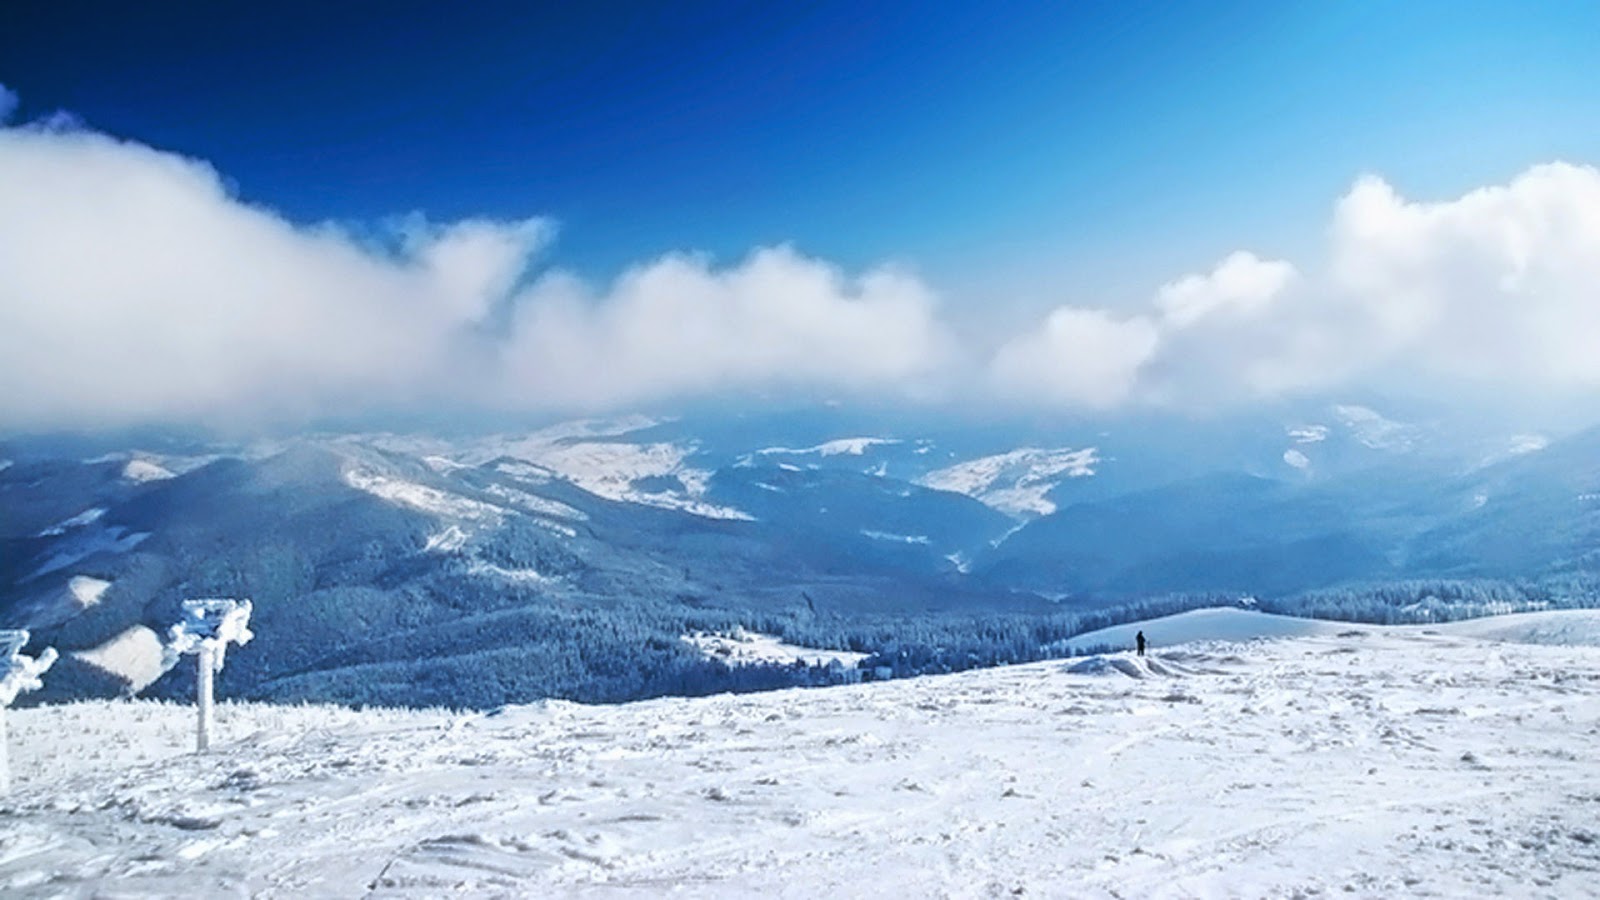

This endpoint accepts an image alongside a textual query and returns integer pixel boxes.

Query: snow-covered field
[3,611,1599,897]
[919,447,1098,518]
[681,631,871,668]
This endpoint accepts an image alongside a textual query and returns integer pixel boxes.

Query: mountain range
[2,399,1596,707]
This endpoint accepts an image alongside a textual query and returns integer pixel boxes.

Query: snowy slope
[919,447,1098,518]
[350,419,750,521]
[122,459,176,483]
[1429,609,1600,647]
[1067,607,1600,654]
[757,437,901,457]
[681,631,871,668]
[4,614,1599,897]
[73,625,167,692]
[1066,607,1350,652]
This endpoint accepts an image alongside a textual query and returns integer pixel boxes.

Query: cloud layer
[3,89,1600,430]
[989,162,1600,411]
[0,118,949,428]
[501,248,952,409]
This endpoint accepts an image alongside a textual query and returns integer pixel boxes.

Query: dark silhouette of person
[1135,631,1146,657]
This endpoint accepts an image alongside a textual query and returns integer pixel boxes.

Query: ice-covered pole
[163,599,252,752]
[0,630,58,793]
[196,642,215,750]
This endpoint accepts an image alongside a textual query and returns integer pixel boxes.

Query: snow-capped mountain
[2,400,1597,709]
[918,446,1098,518]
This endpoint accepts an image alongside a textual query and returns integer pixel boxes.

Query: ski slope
[2,612,1598,897]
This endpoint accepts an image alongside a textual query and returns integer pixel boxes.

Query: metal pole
[196,643,215,752]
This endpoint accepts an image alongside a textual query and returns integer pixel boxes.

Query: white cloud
[1326,163,1600,388]
[998,162,1600,409]
[988,308,1159,408]
[0,125,548,427]
[0,107,951,428]
[1155,251,1297,328]
[499,247,953,409]
[4,85,1600,428]
[991,252,1304,409]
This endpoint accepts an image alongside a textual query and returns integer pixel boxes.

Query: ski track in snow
[2,619,1599,897]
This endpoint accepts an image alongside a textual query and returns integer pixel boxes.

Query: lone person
[1135,631,1146,657]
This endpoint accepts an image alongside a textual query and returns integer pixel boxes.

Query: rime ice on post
[164,599,253,752]
[0,629,57,793]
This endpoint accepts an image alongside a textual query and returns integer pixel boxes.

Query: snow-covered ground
[3,611,1599,897]
[681,631,871,668]
[920,447,1098,518]
[1065,607,1349,651]
[756,438,901,457]
[26,523,148,581]
[350,420,751,521]
[72,625,166,692]
[1333,404,1419,452]
[122,458,176,483]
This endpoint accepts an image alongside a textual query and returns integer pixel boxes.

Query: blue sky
[4,2,1600,428]
[6,1,1597,295]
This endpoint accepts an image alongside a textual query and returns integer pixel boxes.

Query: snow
[1333,404,1418,451]
[122,459,176,483]
[1065,608,1348,653]
[629,495,751,521]
[342,468,504,523]
[681,631,870,668]
[1477,433,1553,469]
[758,438,901,457]
[1506,433,1550,456]
[73,625,166,692]
[478,483,587,521]
[360,417,663,465]
[420,455,469,473]
[500,441,750,521]
[28,526,149,580]
[163,600,253,675]
[503,415,663,446]
[66,576,110,609]
[1287,424,1329,444]
[1282,448,1311,470]
[423,526,469,554]
[1428,610,1600,647]
[493,459,557,482]
[37,508,106,536]
[531,519,579,539]
[920,447,1098,518]
[465,561,553,584]
[3,612,1599,896]
[0,459,11,472]
[859,529,930,545]
[0,647,55,708]
[541,439,694,491]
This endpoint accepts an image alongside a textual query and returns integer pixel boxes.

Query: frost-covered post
[0,630,57,793]
[164,599,252,752]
